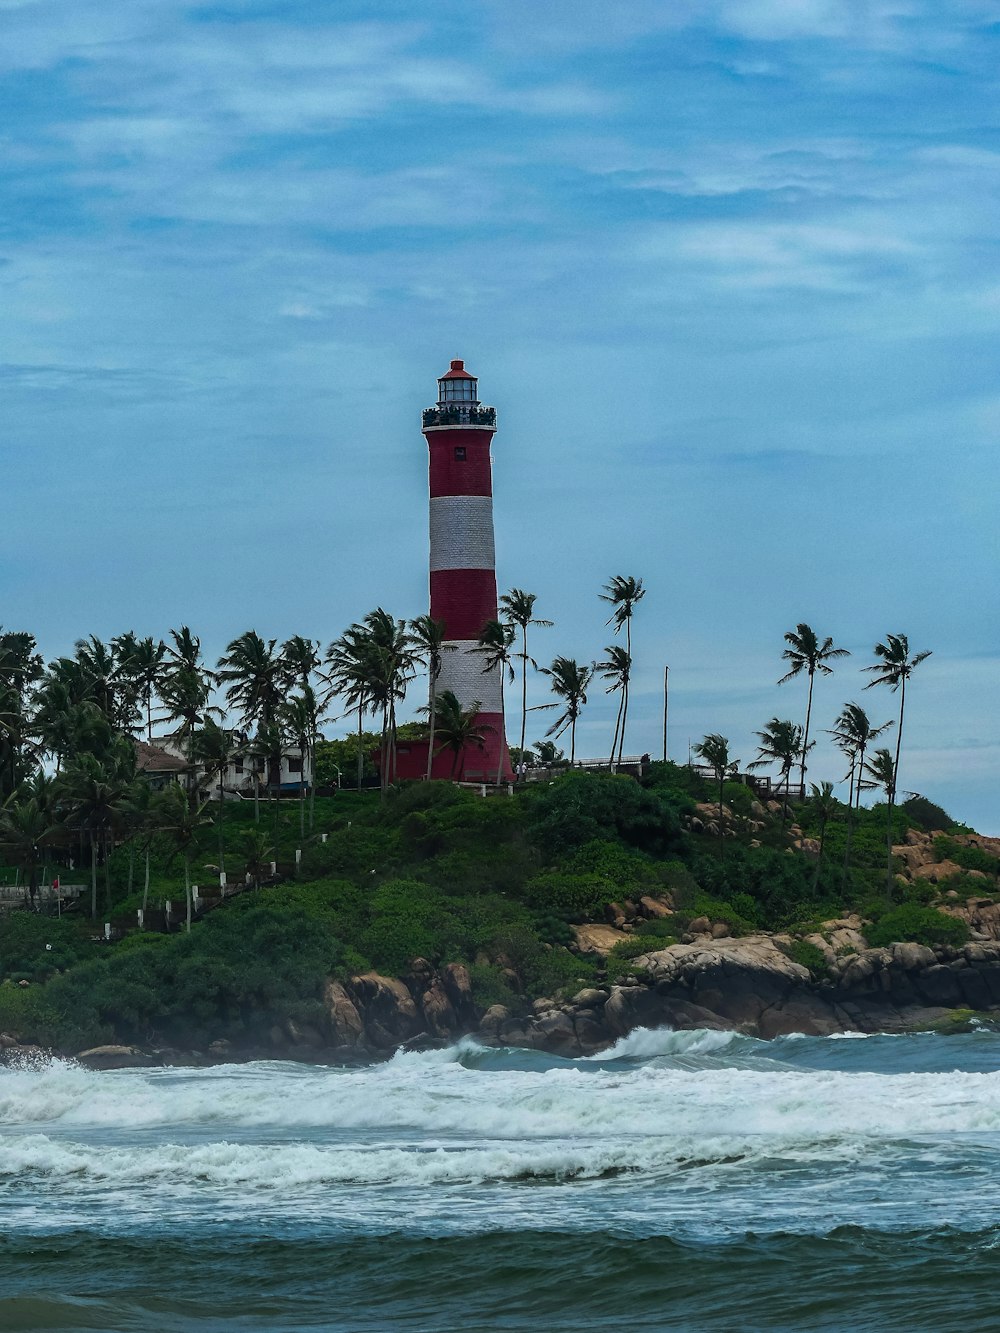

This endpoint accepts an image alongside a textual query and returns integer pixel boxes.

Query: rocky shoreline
[6,912,1000,1069]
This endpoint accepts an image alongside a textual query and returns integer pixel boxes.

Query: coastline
[6,921,1000,1070]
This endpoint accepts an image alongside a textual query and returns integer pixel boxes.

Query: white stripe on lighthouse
[429,496,496,572]
[436,639,504,714]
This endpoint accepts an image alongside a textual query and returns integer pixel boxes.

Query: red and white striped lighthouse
[422,360,513,783]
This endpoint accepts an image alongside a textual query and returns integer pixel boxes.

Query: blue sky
[3,0,998,829]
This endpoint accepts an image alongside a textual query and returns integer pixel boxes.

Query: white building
[138,733,313,801]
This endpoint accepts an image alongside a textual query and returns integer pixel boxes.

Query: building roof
[439,358,475,380]
[134,740,187,773]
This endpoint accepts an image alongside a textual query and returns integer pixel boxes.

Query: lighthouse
[421,360,513,783]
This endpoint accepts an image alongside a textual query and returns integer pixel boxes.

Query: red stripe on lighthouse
[430,568,499,642]
[427,430,494,497]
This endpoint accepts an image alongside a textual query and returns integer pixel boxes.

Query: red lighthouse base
[379,713,513,785]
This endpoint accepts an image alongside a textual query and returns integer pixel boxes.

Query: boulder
[710,921,731,939]
[440,963,476,1024]
[418,979,457,1037]
[479,1005,509,1035]
[891,941,936,971]
[640,895,673,918]
[76,1045,153,1070]
[688,916,711,935]
[573,1010,610,1053]
[572,923,628,956]
[323,979,364,1047]
[351,972,420,1047]
[571,988,607,1009]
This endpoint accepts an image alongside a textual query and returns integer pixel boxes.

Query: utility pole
[662,664,669,763]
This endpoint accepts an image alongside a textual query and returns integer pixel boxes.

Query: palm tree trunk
[218,771,226,876]
[886,796,895,904]
[308,733,317,831]
[800,669,815,792]
[426,677,437,782]
[842,756,856,892]
[618,618,632,764]
[299,741,306,839]
[128,842,135,898]
[185,857,192,932]
[894,676,906,794]
[103,831,112,916]
[142,845,151,916]
[718,771,725,860]
[254,769,260,825]
[356,704,364,790]
[496,674,506,787]
[519,628,529,769]
[609,689,624,771]
[570,717,577,766]
[813,820,826,892]
[90,835,97,919]
[617,685,629,766]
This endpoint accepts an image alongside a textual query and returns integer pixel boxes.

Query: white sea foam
[585,1026,740,1061]
[4,1038,1000,1142]
[0,1131,774,1190]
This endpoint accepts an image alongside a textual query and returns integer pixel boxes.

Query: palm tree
[0,797,53,908]
[532,739,566,767]
[538,656,594,765]
[73,635,121,727]
[165,626,204,675]
[158,783,210,931]
[121,777,161,917]
[863,634,931,802]
[242,828,275,890]
[279,688,324,838]
[116,634,167,742]
[326,625,375,791]
[595,645,631,769]
[158,667,214,780]
[474,619,515,786]
[828,702,893,890]
[61,754,131,918]
[599,576,645,762]
[191,718,243,876]
[499,590,551,774]
[408,615,454,782]
[692,733,739,855]
[359,609,418,792]
[218,631,286,789]
[432,690,493,779]
[778,624,850,791]
[807,781,839,890]
[748,718,806,825]
[863,747,898,902]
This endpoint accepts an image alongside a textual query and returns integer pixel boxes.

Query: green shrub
[782,939,828,977]
[521,871,615,921]
[468,963,518,1010]
[523,771,683,859]
[902,795,954,833]
[0,913,96,983]
[866,905,969,950]
[933,837,998,877]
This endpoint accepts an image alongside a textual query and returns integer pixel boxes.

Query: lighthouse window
[454,446,467,460]
[439,378,477,403]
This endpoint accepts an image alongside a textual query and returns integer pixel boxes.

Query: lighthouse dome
[438,359,478,404]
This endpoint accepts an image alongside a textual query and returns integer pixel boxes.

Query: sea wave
[5,1036,1000,1140]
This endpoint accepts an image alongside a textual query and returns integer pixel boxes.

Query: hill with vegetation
[2,765,998,1059]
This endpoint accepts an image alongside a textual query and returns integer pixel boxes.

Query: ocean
[3,1028,1000,1331]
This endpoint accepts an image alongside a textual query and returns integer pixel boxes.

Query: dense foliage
[1,761,992,1052]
